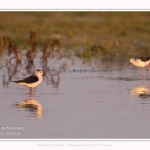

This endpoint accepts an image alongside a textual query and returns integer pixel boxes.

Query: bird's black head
[36,69,42,72]
[36,69,43,76]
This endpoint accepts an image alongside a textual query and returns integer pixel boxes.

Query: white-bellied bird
[12,69,43,96]
[127,57,150,77]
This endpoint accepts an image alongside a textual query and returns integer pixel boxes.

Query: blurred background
[0,11,150,61]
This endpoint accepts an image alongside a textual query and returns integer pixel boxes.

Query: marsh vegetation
[0,12,150,63]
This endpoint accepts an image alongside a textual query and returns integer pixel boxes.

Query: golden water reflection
[17,98,42,118]
[129,86,150,98]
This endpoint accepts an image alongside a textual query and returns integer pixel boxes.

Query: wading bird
[127,57,150,77]
[12,69,43,96]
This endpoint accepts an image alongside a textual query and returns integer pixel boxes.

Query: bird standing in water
[127,57,150,77]
[12,69,43,97]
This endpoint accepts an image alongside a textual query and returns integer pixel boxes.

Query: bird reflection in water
[129,85,150,98]
[17,98,42,118]
[41,62,60,89]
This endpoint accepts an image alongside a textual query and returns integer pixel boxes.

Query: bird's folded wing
[13,76,39,84]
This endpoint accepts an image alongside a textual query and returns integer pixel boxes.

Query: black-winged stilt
[12,69,43,96]
[127,57,150,77]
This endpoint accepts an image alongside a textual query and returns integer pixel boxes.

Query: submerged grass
[0,11,150,61]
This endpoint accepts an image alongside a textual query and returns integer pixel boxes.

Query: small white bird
[12,69,43,96]
[127,57,150,77]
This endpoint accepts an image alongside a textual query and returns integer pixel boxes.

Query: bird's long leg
[32,88,34,98]
[142,77,145,86]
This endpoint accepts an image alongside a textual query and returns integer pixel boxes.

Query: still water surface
[0,52,150,139]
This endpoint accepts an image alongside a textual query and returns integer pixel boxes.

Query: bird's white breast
[18,75,42,88]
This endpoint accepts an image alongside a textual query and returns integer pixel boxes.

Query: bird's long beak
[126,62,131,68]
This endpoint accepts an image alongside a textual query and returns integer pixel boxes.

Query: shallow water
[1,52,150,139]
